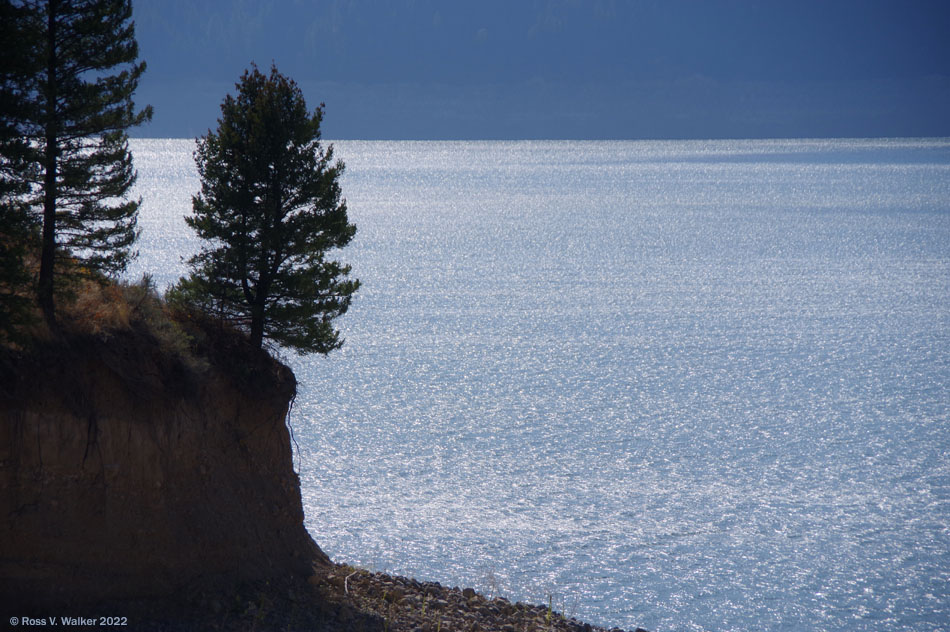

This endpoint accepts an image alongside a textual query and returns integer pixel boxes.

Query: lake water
[128,138,950,631]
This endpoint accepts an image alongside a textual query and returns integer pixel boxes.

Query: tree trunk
[37,0,58,327]
[249,284,266,349]
[249,308,265,349]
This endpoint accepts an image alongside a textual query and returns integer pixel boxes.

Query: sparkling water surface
[129,138,950,631]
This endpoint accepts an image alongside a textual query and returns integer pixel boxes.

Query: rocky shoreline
[316,563,649,632]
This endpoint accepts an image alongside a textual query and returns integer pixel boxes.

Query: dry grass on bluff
[0,271,295,405]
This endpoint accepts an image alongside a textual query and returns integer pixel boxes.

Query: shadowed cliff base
[0,283,644,631]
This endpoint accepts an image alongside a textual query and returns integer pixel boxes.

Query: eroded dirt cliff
[0,324,327,612]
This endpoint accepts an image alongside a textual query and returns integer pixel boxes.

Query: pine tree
[0,0,152,325]
[172,64,359,354]
[0,0,39,339]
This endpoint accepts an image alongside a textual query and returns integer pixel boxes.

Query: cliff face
[0,328,327,610]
